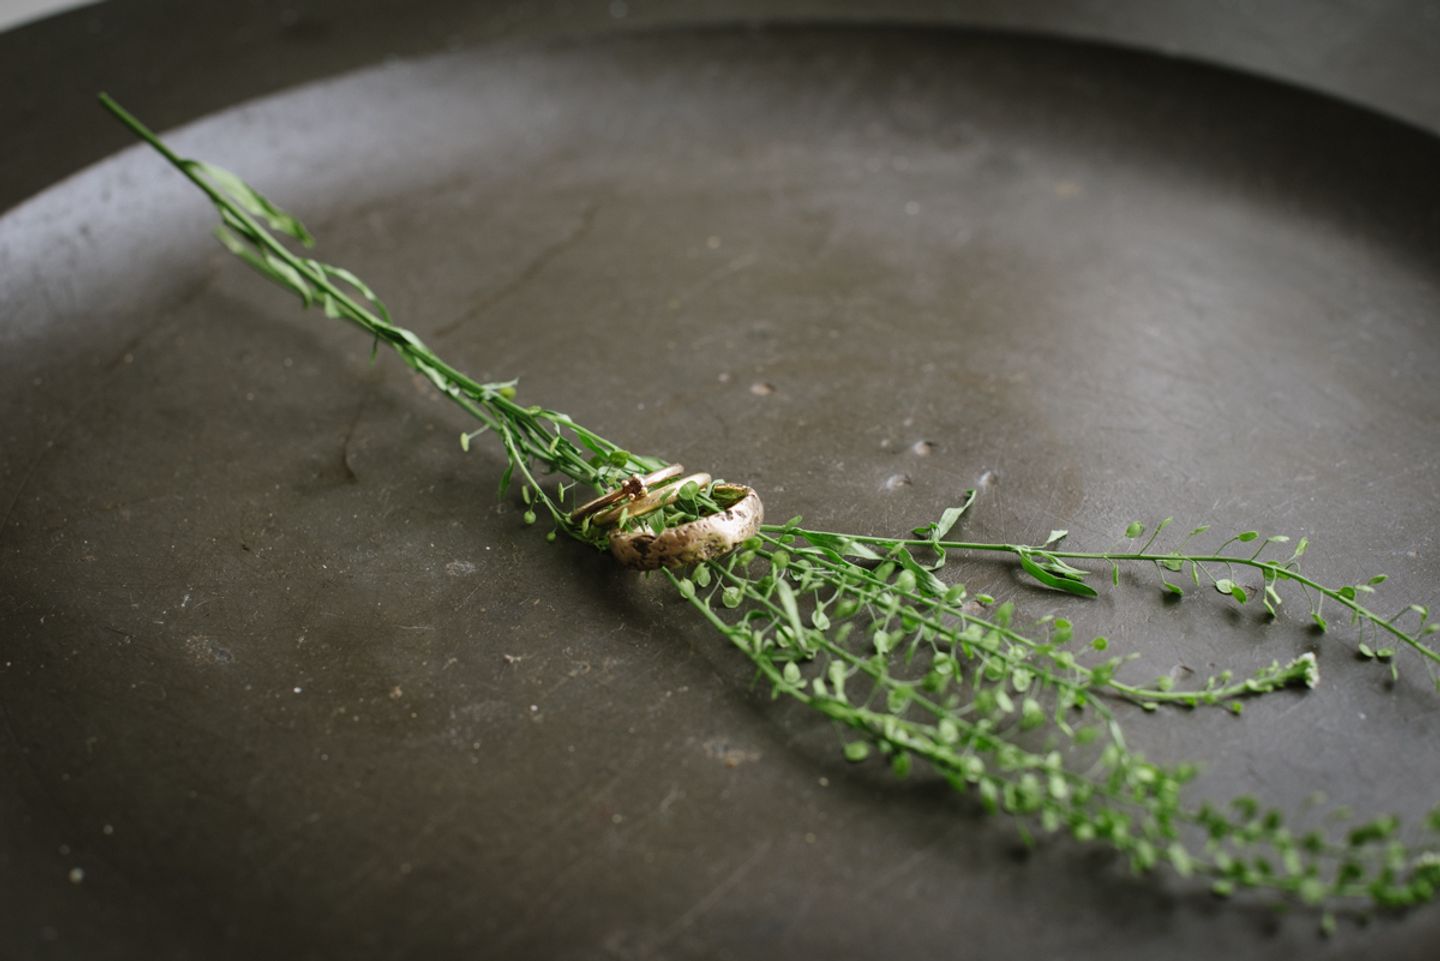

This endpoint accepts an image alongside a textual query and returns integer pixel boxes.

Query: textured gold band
[609,484,764,571]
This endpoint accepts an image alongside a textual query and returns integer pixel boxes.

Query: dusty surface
[3,7,1440,961]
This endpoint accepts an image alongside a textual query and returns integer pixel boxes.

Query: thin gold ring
[609,484,764,571]
[591,472,712,528]
[568,464,685,524]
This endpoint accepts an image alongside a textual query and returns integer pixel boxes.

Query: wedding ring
[569,464,685,524]
[590,472,712,528]
[609,483,764,571]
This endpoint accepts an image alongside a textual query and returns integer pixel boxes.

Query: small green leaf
[261,251,314,305]
[1018,550,1098,597]
[891,547,948,597]
[1230,585,1247,605]
[1235,531,1259,543]
[188,160,314,243]
[843,741,872,763]
[775,579,804,641]
[1045,529,1068,545]
[1214,578,1235,596]
[721,586,743,609]
[316,262,392,322]
[1091,636,1109,652]
[1125,521,1145,539]
[1312,611,1328,632]
[782,662,802,685]
[1168,842,1194,878]
[931,493,977,541]
[497,461,515,499]
[827,661,848,702]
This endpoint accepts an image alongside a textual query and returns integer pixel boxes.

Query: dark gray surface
[3,11,1440,961]
[6,0,1440,216]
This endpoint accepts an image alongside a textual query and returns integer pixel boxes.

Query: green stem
[773,525,1440,669]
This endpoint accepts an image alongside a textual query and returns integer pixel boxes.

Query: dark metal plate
[3,20,1439,961]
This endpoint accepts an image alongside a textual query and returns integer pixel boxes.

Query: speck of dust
[750,382,775,396]
[293,687,303,694]
[68,867,85,884]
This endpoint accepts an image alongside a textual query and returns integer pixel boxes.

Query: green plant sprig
[102,96,1440,924]
[97,94,659,521]
[663,534,1439,911]
[777,518,1440,681]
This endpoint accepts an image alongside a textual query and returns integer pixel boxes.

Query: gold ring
[609,483,764,571]
[591,472,712,528]
[569,464,684,524]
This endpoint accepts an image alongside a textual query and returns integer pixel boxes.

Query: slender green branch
[772,525,1440,671]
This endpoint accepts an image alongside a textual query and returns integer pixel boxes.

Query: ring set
[570,464,713,529]
[570,464,763,571]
